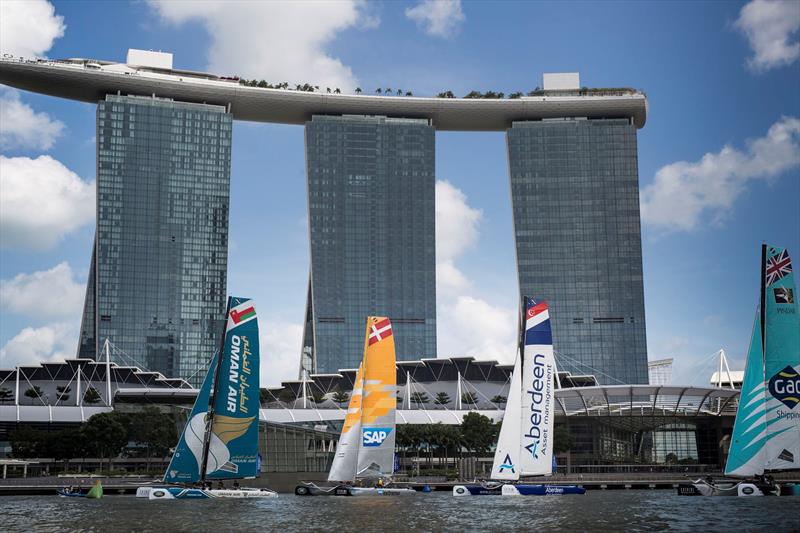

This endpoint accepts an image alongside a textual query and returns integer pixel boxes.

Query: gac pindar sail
[725,245,800,476]
[491,297,556,479]
[163,297,261,483]
[328,316,397,482]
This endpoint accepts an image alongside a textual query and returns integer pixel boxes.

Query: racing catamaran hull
[453,484,586,496]
[149,487,277,500]
[294,483,415,497]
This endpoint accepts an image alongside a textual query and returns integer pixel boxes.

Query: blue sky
[0,0,798,386]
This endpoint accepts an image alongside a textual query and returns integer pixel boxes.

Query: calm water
[2,492,798,532]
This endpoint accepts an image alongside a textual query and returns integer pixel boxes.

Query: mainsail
[724,315,766,476]
[328,362,365,482]
[725,245,800,476]
[491,353,522,480]
[163,296,261,483]
[164,351,219,483]
[328,316,397,482]
[490,297,556,480]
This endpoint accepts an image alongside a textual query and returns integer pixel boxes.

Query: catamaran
[141,297,277,500]
[687,244,799,497]
[453,297,585,496]
[295,316,415,496]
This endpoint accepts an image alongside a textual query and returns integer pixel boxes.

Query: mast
[200,298,232,482]
[760,243,766,360]
[353,328,369,483]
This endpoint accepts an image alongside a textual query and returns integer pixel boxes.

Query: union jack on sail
[766,249,792,287]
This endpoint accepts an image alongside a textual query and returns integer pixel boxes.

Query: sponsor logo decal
[524,352,551,460]
[774,287,794,304]
[498,454,515,473]
[768,366,800,409]
[362,427,392,447]
[231,306,256,324]
[153,490,166,497]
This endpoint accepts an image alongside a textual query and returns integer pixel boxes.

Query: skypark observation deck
[0,56,647,130]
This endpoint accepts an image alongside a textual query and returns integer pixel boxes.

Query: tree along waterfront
[9,408,177,475]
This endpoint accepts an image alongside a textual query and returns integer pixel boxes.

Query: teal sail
[724,316,765,476]
[725,245,800,476]
[164,351,219,483]
[205,296,261,479]
[762,246,800,471]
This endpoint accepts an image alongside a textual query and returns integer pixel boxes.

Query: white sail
[328,362,365,482]
[518,298,555,477]
[490,353,522,480]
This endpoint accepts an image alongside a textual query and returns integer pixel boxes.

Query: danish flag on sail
[368,317,393,345]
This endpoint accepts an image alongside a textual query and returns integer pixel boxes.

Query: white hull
[690,479,774,497]
[347,487,416,497]
[148,486,278,499]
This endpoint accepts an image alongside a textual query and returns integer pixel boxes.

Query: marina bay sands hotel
[0,50,649,386]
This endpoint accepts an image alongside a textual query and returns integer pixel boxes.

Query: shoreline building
[302,115,436,373]
[0,51,650,385]
[507,74,649,384]
[78,91,232,384]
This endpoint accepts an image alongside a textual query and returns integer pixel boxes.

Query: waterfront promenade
[2,471,799,495]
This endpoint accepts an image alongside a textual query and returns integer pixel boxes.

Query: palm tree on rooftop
[355,87,362,94]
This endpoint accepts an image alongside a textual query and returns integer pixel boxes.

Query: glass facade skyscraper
[303,115,436,373]
[507,118,648,384]
[78,95,232,385]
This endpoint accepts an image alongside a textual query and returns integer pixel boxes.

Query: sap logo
[769,365,800,409]
[362,428,392,447]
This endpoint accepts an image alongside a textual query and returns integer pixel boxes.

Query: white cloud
[437,296,517,362]
[641,116,800,232]
[1,263,85,320]
[435,180,482,296]
[0,322,77,368]
[0,89,65,150]
[0,0,65,58]
[0,155,95,250]
[406,0,465,38]
[435,180,516,363]
[147,0,374,91]
[260,321,303,387]
[735,0,800,71]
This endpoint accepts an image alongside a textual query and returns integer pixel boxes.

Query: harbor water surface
[2,492,799,532]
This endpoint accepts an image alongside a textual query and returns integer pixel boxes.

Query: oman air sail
[455,297,584,496]
[145,297,277,500]
[296,316,415,496]
[689,245,799,497]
